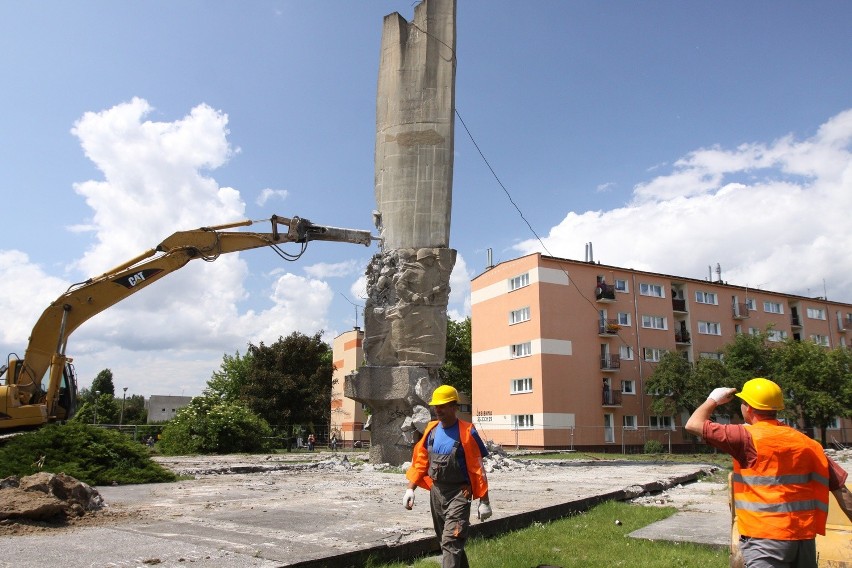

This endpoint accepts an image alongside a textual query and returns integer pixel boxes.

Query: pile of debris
[0,472,103,522]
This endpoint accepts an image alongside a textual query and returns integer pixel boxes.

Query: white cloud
[256,188,289,206]
[0,251,71,347]
[448,253,472,319]
[0,98,341,398]
[349,275,368,302]
[304,259,361,279]
[516,109,852,304]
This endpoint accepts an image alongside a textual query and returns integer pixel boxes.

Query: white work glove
[708,387,736,405]
[403,488,415,510]
[477,500,492,521]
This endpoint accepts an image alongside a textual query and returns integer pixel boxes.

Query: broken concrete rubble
[0,472,103,521]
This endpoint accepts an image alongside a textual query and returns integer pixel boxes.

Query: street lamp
[119,387,128,426]
[93,390,100,425]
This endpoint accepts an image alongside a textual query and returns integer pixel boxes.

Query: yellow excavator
[0,215,374,432]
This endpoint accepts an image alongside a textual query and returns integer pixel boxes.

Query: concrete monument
[345,0,457,465]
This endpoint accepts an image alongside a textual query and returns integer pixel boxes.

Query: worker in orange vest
[403,385,491,568]
[686,378,852,567]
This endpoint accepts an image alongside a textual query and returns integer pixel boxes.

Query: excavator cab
[55,363,78,421]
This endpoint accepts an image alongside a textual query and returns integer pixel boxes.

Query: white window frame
[510,342,532,358]
[698,321,721,335]
[620,380,635,395]
[614,279,629,293]
[649,416,675,430]
[622,415,638,430]
[510,377,533,394]
[810,334,830,347]
[699,352,723,360]
[643,348,665,362]
[807,308,826,320]
[763,301,783,314]
[509,306,530,325]
[617,312,631,326]
[694,291,718,305]
[641,315,667,330]
[745,298,757,310]
[639,283,664,298]
[508,273,530,291]
[767,329,788,342]
[513,414,534,429]
[619,345,634,360]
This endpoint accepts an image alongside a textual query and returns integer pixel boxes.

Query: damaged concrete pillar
[344,0,456,465]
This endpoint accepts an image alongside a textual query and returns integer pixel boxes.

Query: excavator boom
[1,215,374,430]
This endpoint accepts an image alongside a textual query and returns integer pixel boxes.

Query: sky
[2,1,851,399]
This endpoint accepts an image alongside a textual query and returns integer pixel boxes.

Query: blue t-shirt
[429,421,489,480]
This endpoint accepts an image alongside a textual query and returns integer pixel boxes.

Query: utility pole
[93,390,100,424]
[119,387,128,425]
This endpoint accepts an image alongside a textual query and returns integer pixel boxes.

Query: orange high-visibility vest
[406,420,488,499]
[733,420,830,540]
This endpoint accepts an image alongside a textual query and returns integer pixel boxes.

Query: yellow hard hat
[735,378,784,411]
[428,385,460,406]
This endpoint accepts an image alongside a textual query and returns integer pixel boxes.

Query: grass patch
[368,501,727,568]
[527,451,732,469]
[0,423,176,485]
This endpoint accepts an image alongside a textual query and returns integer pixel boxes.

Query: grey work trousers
[430,482,471,568]
[739,536,817,568]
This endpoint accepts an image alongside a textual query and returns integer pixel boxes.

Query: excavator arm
[1,215,374,428]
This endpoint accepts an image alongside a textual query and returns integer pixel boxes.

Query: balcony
[791,315,802,327]
[595,283,616,302]
[675,330,691,344]
[600,354,621,371]
[602,389,623,407]
[839,318,852,333]
[598,319,621,335]
[732,303,750,319]
[672,298,687,312]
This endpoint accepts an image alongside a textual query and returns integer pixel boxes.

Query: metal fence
[470,422,852,454]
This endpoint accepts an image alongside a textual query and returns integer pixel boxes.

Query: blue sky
[2,1,851,398]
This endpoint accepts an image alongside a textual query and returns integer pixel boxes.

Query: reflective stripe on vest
[733,420,830,540]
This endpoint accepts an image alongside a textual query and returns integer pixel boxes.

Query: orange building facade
[330,328,370,448]
[471,253,852,451]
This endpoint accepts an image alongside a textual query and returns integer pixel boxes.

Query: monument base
[344,365,440,465]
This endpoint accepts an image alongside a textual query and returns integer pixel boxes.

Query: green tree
[645,352,729,417]
[70,391,119,424]
[158,397,272,455]
[242,331,334,427]
[719,330,773,388]
[771,340,852,446]
[205,350,253,401]
[91,368,116,396]
[121,394,148,425]
[441,317,472,394]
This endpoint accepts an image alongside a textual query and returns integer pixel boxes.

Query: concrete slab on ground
[0,453,726,568]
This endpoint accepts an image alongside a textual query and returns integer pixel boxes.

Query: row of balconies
[595,284,852,334]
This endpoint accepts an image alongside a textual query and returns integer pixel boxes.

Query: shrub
[643,439,665,454]
[158,397,273,455]
[0,423,176,485]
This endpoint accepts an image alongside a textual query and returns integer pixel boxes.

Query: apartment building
[330,328,371,448]
[471,253,852,450]
[330,328,474,444]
